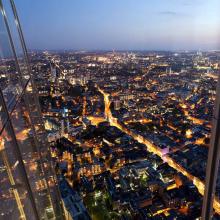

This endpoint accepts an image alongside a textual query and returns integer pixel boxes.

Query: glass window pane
[25,80,64,219]
[2,0,30,83]
[0,122,36,220]
[9,97,56,219]
[0,4,23,115]
[10,0,220,219]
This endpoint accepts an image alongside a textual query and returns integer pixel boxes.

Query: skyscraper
[0,0,65,219]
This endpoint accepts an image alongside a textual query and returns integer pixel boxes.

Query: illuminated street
[98,86,220,215]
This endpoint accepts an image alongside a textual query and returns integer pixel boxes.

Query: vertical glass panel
[215,164,220,218]
[0,1,64,219]
[212,77,220,219]
[2,0,30,83]
[0,96,7,132]
[25,80,64,219]
[9,96,56,219]
[0,3,23,114]
[11,0,220,219]
[0,121,36,220]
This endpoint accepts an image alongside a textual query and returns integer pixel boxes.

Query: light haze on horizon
[15,0,220,51]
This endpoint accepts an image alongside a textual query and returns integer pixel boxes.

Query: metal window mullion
[1,0,47,170]
[0,89,40,220]
[9,0,52,155]
[0,0,40,219]
[202,75,220,219]
[23,90,65,219]
[23,90,59,218]
[0,0,26,93]
[9,0,38,93]
[9,0,62,213]
[0,79,30,136]
[9,0,42,117]
[9,1,66,218]
[6,1,58,216]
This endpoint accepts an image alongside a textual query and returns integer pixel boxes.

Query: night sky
[15,0,220,51]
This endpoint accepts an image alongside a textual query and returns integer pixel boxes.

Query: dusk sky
[16,0,220,51]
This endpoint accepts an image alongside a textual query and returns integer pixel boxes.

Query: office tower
[0,0,65,219]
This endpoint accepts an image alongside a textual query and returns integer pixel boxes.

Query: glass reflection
[0,122,36,220]
[0,3,23,114]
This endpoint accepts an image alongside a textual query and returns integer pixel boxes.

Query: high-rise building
[0,0,65,219]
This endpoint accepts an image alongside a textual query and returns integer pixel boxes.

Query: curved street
[97,86,220,215]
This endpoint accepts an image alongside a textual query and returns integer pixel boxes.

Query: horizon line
[28,48,220,53]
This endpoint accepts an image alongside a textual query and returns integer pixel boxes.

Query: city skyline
[16,0,220,51]
[1,1,220,219]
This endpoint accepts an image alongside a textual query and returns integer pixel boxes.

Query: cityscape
[32,50,218,219]
[0,0,220,220]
